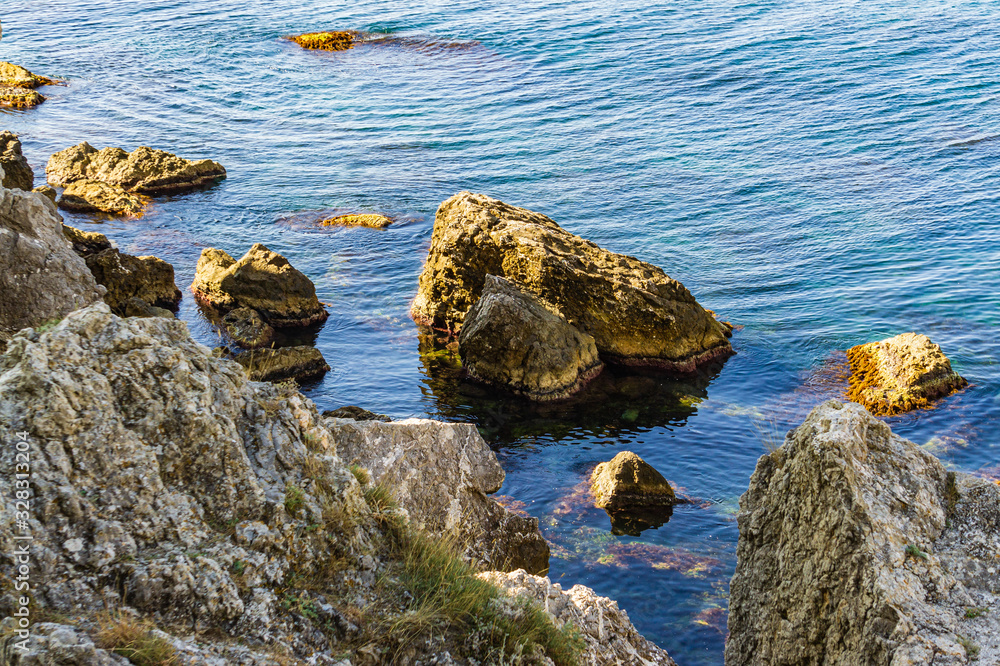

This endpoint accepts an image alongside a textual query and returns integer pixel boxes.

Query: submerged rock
[192,243,328,327]
[726,400,999,665]
[58,178,146,215]
[85,248,181,315]
[322,405,391,422]
[46,142,227,194]
[328,417,551,574]
[232,345,330,383]
[221,307,275,349]
[0,131,33,190]
[412,192,733,372]
[846,332,967,415]
[62,224,112,257]
[289,31,358,51]
[0,168,104,341]
[320,212,393,228]
[481,569,678,666]
[458,274,603,400]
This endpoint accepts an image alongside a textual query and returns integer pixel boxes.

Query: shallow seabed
[3,1,999,663]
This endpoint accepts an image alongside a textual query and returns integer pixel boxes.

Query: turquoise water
[4,1,999,663]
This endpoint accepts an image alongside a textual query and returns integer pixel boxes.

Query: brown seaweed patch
[601,543,722,578]
[493,495,531,518]
[973,465,1000,486]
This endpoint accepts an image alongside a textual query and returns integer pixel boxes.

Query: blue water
[4,1,999,663]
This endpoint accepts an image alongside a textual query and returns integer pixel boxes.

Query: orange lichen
[320,213,392,228]
[289,31,358,51]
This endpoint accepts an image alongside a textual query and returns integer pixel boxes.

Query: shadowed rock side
[482,570,678,666]
[221,307,275,349]
[322,405,392,422]
[411,192,733,372]
[58,179,145,216]
[327,417,551,575]
[192,244,328,327]
[232,345,330,383]
[0,61,56,109]
[0,170,104,342]
[62,225,112,257]
[846,332,967,415]
[0,303,657,664]
[46,142,226,194]
[0,131,34,190]
[458,275,604,400]
[726,400,999,666]
[84,248,182,315]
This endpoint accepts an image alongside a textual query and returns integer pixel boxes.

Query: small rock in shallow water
[85,248,182,315]
[322,405,391,422]
[846,331,967,415]
[232,345,330,382]
[62,225,112,257]
[289,31,358,51]
[221,307,275,349]
[46,142,227,194]
[458,274,603,400]
[320,213,392,228]
[0,131,33,190]
[58,179,146,215]
[0,61,57,88]
[591,451,676,513]
[192,243,328,327]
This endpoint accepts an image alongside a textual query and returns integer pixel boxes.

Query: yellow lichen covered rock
[320,213,392,228]
[846,332,966,415]
[0,61,57,109]
[289,31,358,51]
[58,179,146,216]
[591,451,675,512]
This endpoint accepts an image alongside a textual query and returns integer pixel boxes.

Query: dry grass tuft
[95,612,177,666]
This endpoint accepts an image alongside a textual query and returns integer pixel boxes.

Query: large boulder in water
[58,179,145,215]
[411,192,733,372]
[327,416,551,575]
[0,131,34,190]
[84,248,182,315]
[726,400,999,665]
[46,142,226,194]
[192,243,328,327]
[846,332,967,415]
[458,274,603,400]
[0,168,104,341]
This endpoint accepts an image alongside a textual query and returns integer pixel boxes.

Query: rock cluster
[846,332,967,415]
[46,142,226,194]
[0,168,104,342]
[0,303,624,665]
[192,243,328,327]
[0,61,55,109]
[481,569,678,665]
[726,400,999,665]
[458,275,604,400]
[412,192,733,385]
[327,416,551,574]
[0,131,34,190]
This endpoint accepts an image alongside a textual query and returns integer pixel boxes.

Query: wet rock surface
[221,307,274,349]
[327,417,551,574]
[458,274,604,400]
[412,191,733,372]
[46,142,226,194]
[192,243,328,327]
[58,179,145,216]
[726,400,999,666]
[0,131,33,190]
[0,171,104,341]
[322,405,392,422]
[232,345,330,383]
[846,332,967,415]
[481,569,678,666]
[84,248,182,315]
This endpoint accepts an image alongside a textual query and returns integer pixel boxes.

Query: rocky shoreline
[0,32,994,666]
